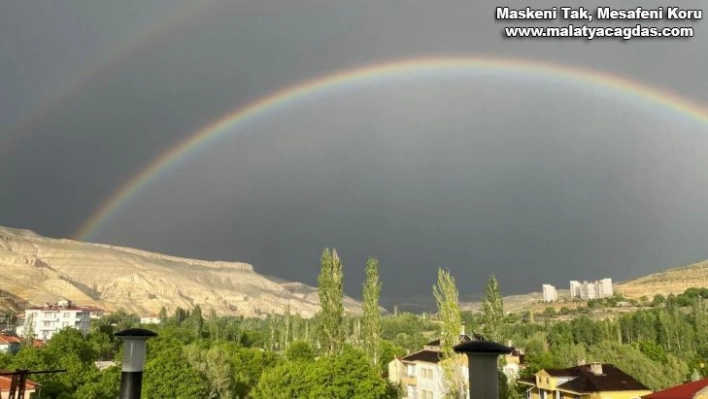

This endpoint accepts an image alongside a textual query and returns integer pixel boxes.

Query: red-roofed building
[0,334,22,354]
[643,378,708,399]
[0,372,41,398]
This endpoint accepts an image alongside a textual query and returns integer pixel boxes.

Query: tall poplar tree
[433,268,464,398]
[482,274,505,344]
[317,248,345,356]
[362,256,382,366]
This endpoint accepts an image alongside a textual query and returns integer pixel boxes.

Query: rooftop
[519,363,650,393]
[0,334,22,345]
[27,301,103,312]
[401,350,442,364]
[0,372,41,391]
[643,378,708,399]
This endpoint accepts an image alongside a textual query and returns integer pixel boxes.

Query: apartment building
[542,284,558,303]
[570,280,581,298]
[388,333,471,399]
[570,278,613,300]
[389,332,525,398]
[20,300,103,341]
[599,278,613,297]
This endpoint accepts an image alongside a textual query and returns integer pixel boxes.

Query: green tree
[587,340,687,391]
[482,274,506,343]
[191,304,204,337]
[22,313,36,344]
[232,347,282,398]
[158,306,168,324]
[73,366,121,399]
[317,248,345,356]
[286,341,316,362]
[251,360,314,399]
[433,268,464,398]
[252,347,396,399]
[143,336,209,399]
[379,340,406,373]
[362,256,382,367]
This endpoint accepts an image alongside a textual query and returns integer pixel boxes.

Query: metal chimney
[115,328,158,399]
[454,340,513,399]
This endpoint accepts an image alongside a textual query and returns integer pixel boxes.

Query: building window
[418,389,433,399]
[421,368,433,379]
[407,385,415,398]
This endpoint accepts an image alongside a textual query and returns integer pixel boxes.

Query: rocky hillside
[615,259,708,298]
[0,226,362,318]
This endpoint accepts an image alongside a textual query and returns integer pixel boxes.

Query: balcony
[401,375,417,386]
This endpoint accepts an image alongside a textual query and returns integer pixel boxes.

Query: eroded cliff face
[0,226,362,318]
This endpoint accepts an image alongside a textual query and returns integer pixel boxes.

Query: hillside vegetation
[616,259,708,298]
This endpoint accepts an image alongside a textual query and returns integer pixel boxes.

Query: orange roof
[643,378,708,399]
[0,335,21,344]
[0,373,41,391]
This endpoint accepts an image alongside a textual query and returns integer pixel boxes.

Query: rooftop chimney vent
[589,362,603,375]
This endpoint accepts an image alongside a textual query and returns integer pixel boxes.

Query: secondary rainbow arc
[0,0,218,152]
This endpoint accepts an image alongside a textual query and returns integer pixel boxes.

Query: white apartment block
[20,300,103,341]
[542,284,558,302]
[570,280,581,297]
[570,278,613,300]
[599,278,613,297]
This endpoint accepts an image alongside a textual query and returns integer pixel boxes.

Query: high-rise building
[542,284,558,302]
[599,278,613,297]
[570,281,581,298]
[570,278,614,300]
[583,281,598,299]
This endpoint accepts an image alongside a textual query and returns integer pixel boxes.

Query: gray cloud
[1,0,707,302]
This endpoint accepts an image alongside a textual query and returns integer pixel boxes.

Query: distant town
[542,278,613,302]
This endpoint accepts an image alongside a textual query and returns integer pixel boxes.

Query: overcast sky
[1,0,707,302]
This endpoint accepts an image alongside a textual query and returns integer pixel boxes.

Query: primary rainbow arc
[74,56,708,241]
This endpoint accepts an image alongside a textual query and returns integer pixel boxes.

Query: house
[0,334,22,354]
[643,378,708,399]
[21,300,99,341]
[88,307,106,320]
[517,362,652,399]
[388,332,472,399]
[0,372,41,398]
[140,315,161,325]
[95,361,118,371]
[503,346,526,381]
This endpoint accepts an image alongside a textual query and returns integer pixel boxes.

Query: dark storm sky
[1,0,707,302]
